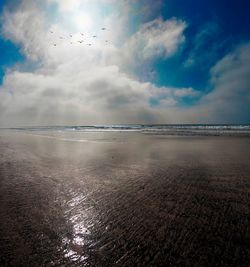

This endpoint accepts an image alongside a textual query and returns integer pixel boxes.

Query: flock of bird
[50,28,109,47]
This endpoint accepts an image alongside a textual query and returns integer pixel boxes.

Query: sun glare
[74,13,93,31]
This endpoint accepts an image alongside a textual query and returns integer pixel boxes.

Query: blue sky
[0,0,250,125]
[134,0,250,90]
[0,1,23,84]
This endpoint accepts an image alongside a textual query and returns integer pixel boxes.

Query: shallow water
[0,131,250,266]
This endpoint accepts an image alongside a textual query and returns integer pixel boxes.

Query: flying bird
[81,33,84,36]
[101,28,106,30]
[70,34,73,37]
[93,35,97,38]
[87,44,92,46]
[50,31,54,33]
[78,40,83,43]
[53,44,57,46]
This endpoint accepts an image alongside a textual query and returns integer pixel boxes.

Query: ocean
[5,124,250,136]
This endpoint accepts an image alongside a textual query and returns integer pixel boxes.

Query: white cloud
[47,0,81,13]
[122,17,186,65]
[170,43,250,123]
[2,1,249,126]
[199,43,250,122]
[0,64,200,125]
[2,1,48,61]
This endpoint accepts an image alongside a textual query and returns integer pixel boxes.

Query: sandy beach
[0,130,250,266]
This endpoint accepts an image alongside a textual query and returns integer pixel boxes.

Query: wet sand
[0,131,250,266]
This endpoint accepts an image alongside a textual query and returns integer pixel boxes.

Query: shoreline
[0,132,250,266]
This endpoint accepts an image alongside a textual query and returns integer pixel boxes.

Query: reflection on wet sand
[0,131,250,266]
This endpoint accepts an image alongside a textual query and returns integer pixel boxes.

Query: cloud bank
[0,0,249,126]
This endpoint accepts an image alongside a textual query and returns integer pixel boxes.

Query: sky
[0,0,250,126]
